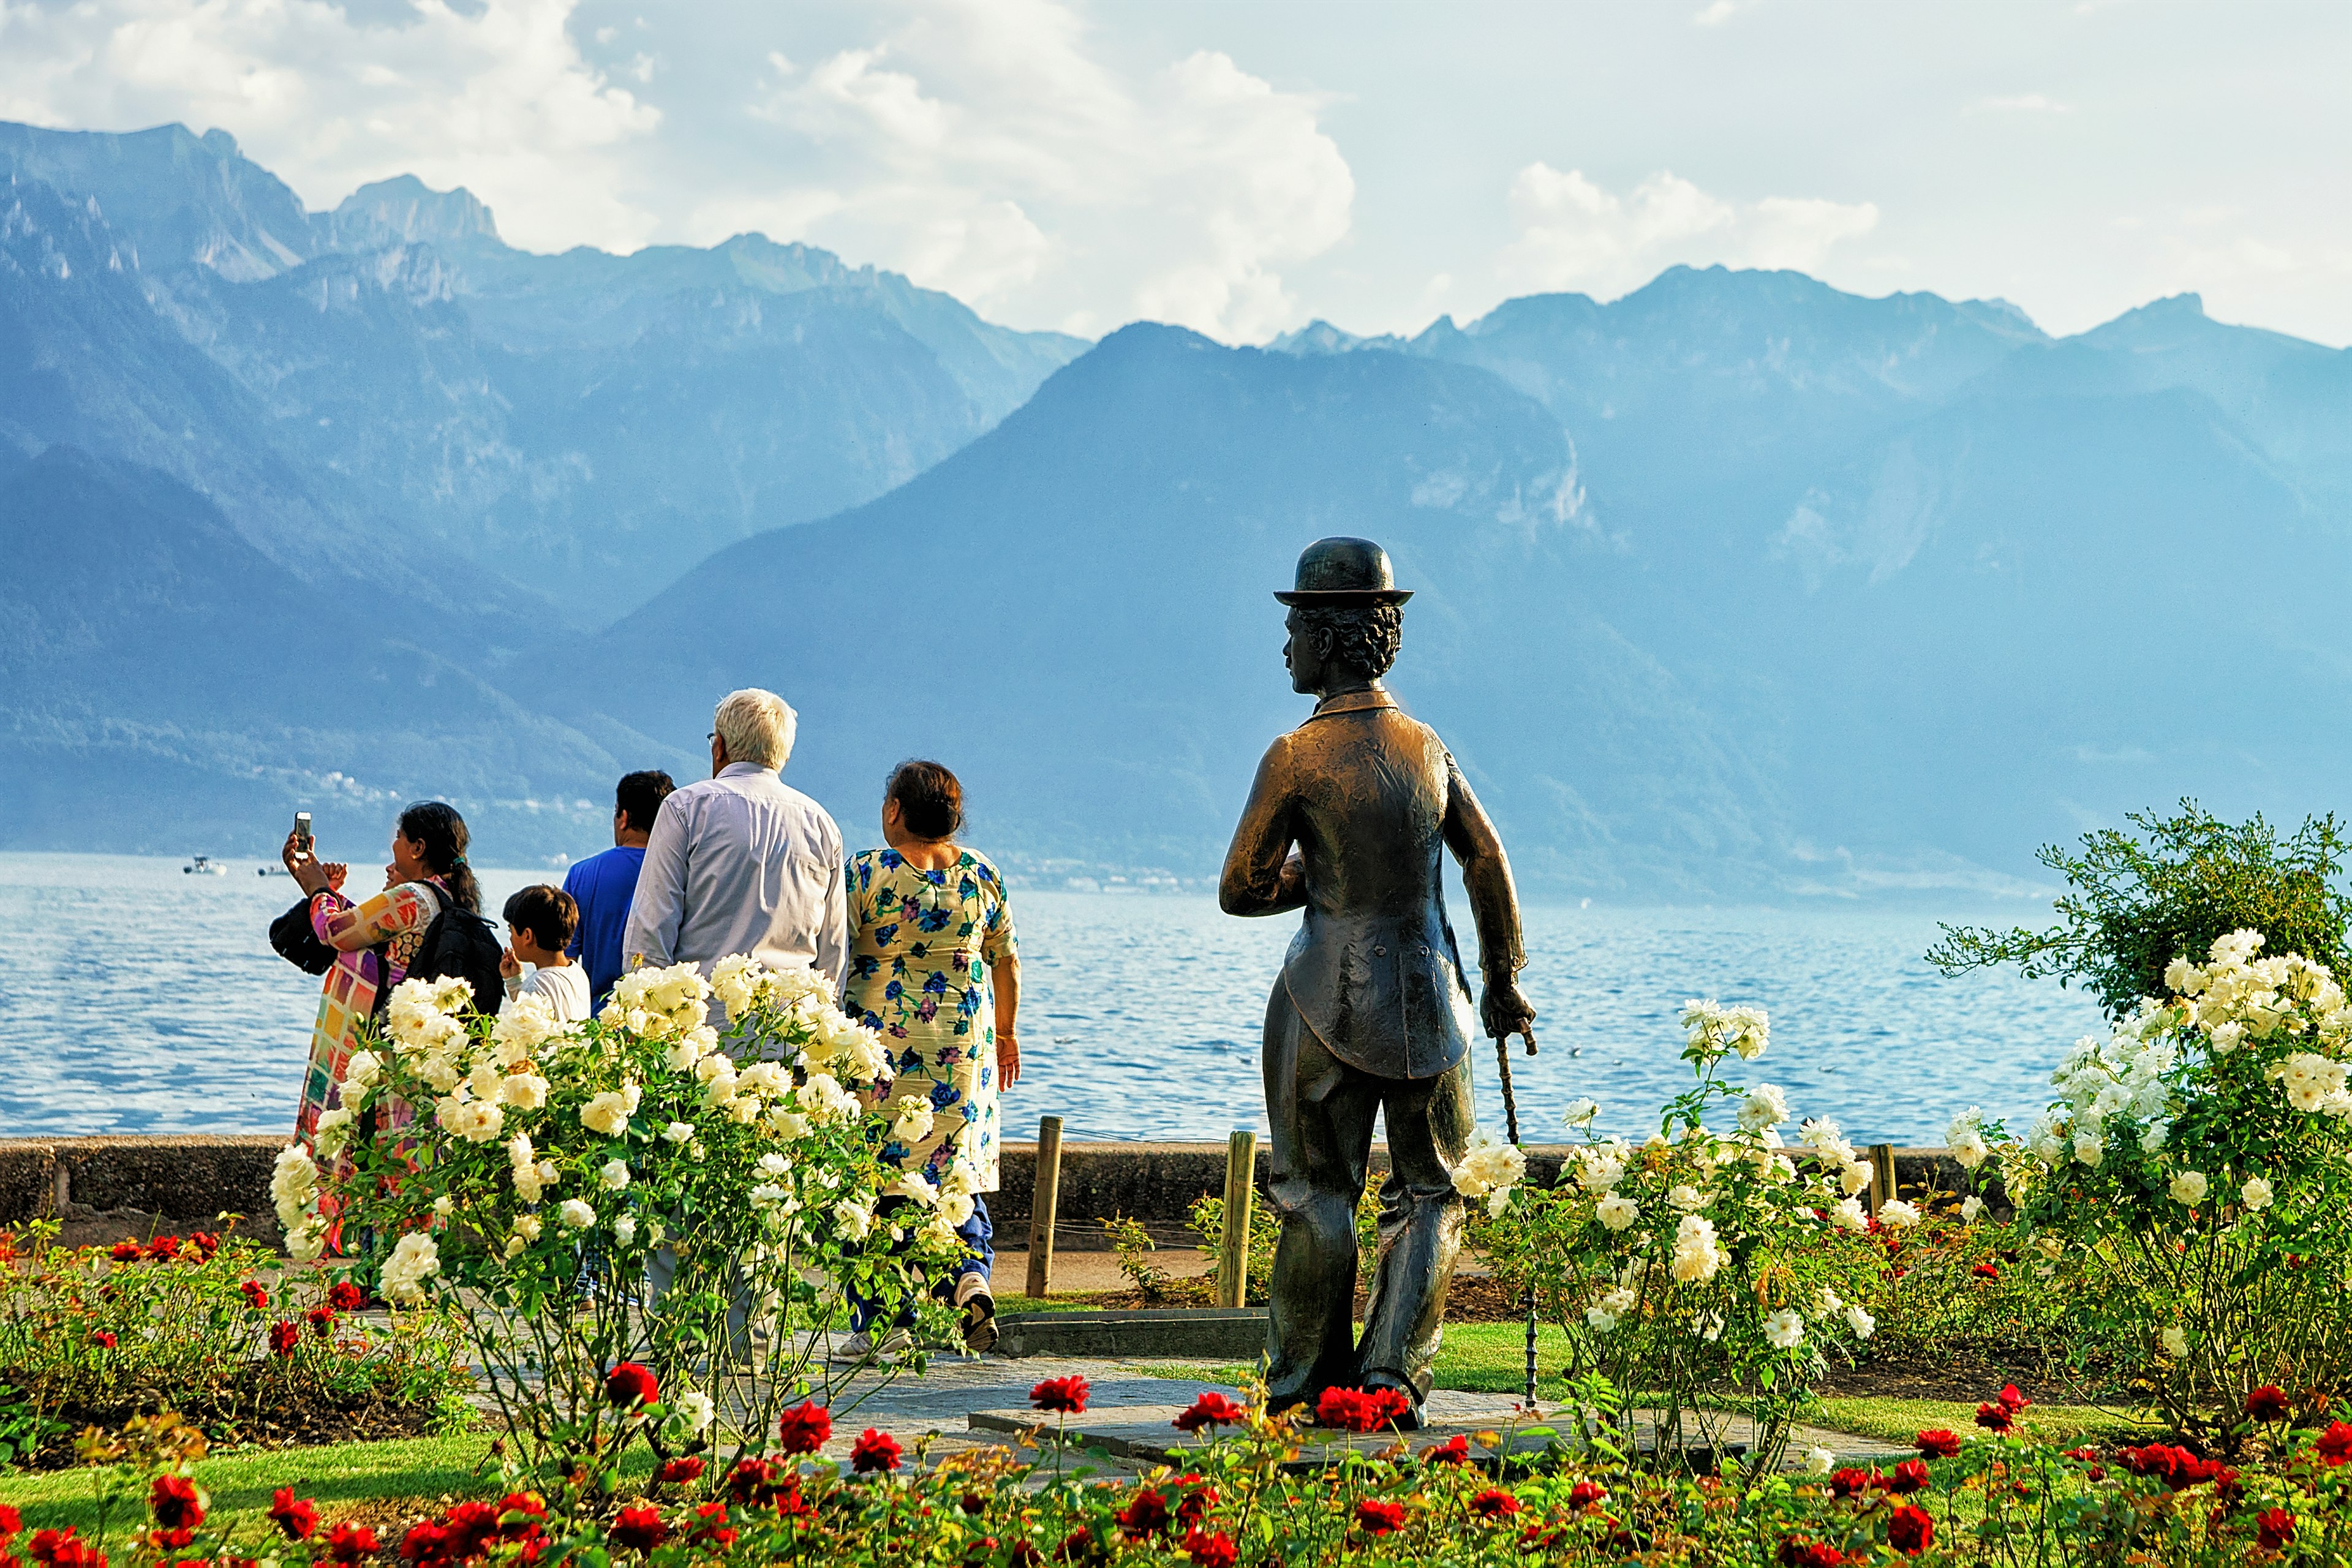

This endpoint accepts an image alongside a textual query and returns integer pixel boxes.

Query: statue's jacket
[1226,688,1481,1082]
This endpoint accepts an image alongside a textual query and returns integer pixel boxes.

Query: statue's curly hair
[1294,604,1403,680]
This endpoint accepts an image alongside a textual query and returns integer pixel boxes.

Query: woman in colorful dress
[283,802,483,1204]
[838,760,1021,1358]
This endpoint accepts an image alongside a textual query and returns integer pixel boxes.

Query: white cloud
[1693,0,1763,25]
[1497,164,1878,299]
[1967,93,2071,113]
[0,0,662,253]
[714,0,1352,341]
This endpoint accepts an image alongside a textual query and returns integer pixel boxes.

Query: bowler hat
[1274,537,1414,606]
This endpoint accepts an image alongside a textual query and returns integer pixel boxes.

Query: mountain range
[6,120,2352,902]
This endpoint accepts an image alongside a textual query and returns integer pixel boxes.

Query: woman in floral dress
[284,803,482,1218]
[840,760,1020,1355]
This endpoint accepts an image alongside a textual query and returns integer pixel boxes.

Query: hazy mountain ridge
[0,121,1087,611]
[11,125,2352,897]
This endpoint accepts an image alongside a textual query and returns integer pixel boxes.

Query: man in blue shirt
[565,769,675,1012]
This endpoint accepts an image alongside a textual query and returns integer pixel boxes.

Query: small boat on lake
[183,855,227,875]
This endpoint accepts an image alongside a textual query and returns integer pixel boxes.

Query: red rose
[306,1305,337,1338]
[1031,1376,1090,1414]
[1171,1391,1244,1433]
[1420,1434,1469,1466]
[777,1399,833,1455]
[1917,1429,1961,1458]
[2247,1385,2290,1423]
[239,1281,270,1311]
[607,1506,666,1553]
[851,1429,902,1474]
[150,1475,206,1532]
[1888,1503,1933,1556]
[679,1502,733,1550]
[1353,1500,1406,1536]
[1886,1460,1930,1496]
[88,1332,116,1351]
[1468,1488,1521,1520]
[268,1488,319,1540]
[605,1362,658,1409]
[1567,1480,1606,1510]
[1776,1537,1843,1568]
[268,1321,300,1357]
[324,1523,377,1563]
[726,1459,785,1507]
[1171,1476,1217,1528]
[1183,1528,1237,1568]
[1972,1262,2000,1280]
[1366,1387,1414,1425]
[1115,1489,1170,1536]
[110,1242,141,1263]
[1975,1402,2013,1433]
[1316,1387,1368,1431]
[2315,1422,2352,1466]
[29,1526,104,1568]
[2258,1508,2296,1551]
[1999,1384,2030,1413]
[654,1457,705,1487]
[329,1281,368,1313]
[0,1504,20,1539]
[145,1235,183,1262]
[1829,1468,1880,1498]
[187,1232,221,1260]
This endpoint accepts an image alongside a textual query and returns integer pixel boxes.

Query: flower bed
[0,1223,467,1469]
[18,1376,2352,1568]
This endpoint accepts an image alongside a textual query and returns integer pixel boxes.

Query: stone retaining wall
[0,1136,1988,1253]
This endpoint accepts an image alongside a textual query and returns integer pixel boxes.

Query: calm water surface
[0,853,2100,1143]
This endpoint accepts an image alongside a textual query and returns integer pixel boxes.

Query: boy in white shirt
[499,884,590,1024]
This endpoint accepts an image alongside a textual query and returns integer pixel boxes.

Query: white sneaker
[830,1327,913,1365]
[956,1273,999,1353]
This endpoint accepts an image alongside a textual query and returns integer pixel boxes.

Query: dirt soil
[6,1375,447,1471]
[1812,1336,2086,1405]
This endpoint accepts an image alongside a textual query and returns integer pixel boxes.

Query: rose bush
[32,1381,2352,1568]
[1953,929,2352,1446]
[287,957,967,1490]
[1475,1000,1888,1472]
[0,1221,466,1466]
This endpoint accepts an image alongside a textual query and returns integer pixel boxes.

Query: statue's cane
[1491,1019,1539,1406]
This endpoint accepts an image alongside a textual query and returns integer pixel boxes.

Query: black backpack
[407,895,507,1017]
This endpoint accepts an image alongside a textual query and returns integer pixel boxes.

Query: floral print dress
[843,848,1017,1191]
[295,878,445,1161]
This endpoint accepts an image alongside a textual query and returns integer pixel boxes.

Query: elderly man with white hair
[622,687,849,1001]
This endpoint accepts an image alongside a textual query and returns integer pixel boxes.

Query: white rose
[835,1200,876,1240]
[2072,1129,2105,1167]
[1959,1195,1985,1223]
[379,1233,440,1304]
[1737,1084,1790,1133]
[1829,1197,1868,1234]
[557,1198,597,1230]
[1667,1185,1707,1213]
[516,1214,543,1242]
[314,1107,356,1156]
[2160,1325,2188,1357]
[503,1234,527,1259]
[581,1091,632,1137]
[661,1120,695,1144]
[1842,1303,1875,1340]
[341,1050,382,1091]
[1596,1193,1640,1232]
[1839,1162,1872,1198]
[1670,1215,1722,1284]
[768,1108,810,1141]
[2242,1175,2275,1211]
[1562,1098,1599,1129]
[1764,1308,1805,1349]
[614,1215,638,1245]
[676,1390,715,1433]
[501,1073,549,1110]
[758,1152,789,1177]
[2168,1170,2208,1206]
[1804,1446,1834,1475]
[892,1172,940,1207]
[1879,1200,1921,1229]
[600,1158,631,1191]
[432,1194,455,1216]
[1951,1129,1988,1170]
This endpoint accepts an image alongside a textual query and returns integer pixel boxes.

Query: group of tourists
[271,687,1021,1355]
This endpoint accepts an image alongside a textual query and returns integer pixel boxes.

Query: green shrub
[1928,800,2352,1018]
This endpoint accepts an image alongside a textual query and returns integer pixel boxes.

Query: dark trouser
[849,1193,995,1333]
[1261,983,1474,1408]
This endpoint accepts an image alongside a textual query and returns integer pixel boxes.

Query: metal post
[1216,1129,1257,1309]
[1868,1143,1898,1218]
[1025,1115,1065,1300]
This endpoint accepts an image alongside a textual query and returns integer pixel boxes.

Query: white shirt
[620,761,849,992]
[503,962,590,1025]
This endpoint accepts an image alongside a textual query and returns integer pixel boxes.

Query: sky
[0,0,2346,347]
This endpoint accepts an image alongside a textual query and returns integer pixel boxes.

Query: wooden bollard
[1868,1143,1898,1218]
[1216,1129,1257,1310]
[1025,1115,1065,1300]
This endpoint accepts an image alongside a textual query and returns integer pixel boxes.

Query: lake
[0,853,2100,1144]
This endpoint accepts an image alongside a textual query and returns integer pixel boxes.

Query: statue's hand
[1480,977,1538,1054]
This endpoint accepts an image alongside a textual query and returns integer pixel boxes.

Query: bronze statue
[1220,537,1537,1427]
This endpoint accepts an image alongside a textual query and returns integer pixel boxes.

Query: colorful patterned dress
[293,879,445,1158]
[843,848,1017,1191]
